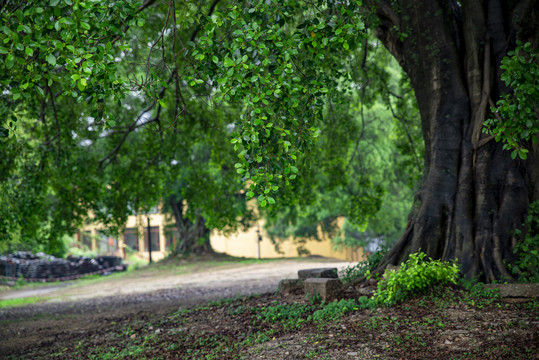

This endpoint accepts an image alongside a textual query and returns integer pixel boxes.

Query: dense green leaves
[370,252,460,306]
[0,0,143,251]
[188,0,367,207]
[484,41,538,159]
[0,0,141,131]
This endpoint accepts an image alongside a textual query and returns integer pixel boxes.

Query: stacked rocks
[0,252,126,281]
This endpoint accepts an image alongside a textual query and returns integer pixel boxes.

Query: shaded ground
[0,257,537,359]
[0,257,349,357]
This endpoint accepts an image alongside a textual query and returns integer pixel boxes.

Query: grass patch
[0,296,47,308]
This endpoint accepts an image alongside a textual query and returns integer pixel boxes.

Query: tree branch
[112,0,158,44]
[98,101,157,169]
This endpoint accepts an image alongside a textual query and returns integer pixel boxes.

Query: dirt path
[0,258,351,357]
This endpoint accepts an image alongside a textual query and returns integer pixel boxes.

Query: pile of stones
[0,251,126,281]
[279,267,345,302]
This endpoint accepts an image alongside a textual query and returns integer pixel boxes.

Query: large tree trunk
[168,196,213,256]
[371,0,538,282]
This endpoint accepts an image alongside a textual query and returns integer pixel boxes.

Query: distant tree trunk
[168,196,213,256]
[369,0,538,281]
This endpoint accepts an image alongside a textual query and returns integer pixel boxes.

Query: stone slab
[304,278,343,302]
[278,279,304,294]
[298,267,338,279]
[484,283,539,298]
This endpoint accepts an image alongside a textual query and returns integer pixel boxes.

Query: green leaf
[212,55,219,64]
[50,0,60,6]
[0,46,8,54]
[224,57,235,67]
[78,78,87,91]
[46,54,57,66]
[25,47,34,56]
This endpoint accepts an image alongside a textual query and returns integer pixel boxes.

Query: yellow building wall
[210,218,365,262]
[78,212,175,261]
[79,210,364,262]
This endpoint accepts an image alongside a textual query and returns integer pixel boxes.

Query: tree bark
[370,0,538,282]
[168,196,213,256]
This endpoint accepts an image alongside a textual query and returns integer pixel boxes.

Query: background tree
[0,0,252,255]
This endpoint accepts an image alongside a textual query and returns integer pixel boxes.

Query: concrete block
[304,278,343,302]
[298,267,338,279]
[278,279,304,294]
[484,283,539,298]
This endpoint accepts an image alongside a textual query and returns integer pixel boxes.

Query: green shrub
[340,245,388,284]
[371,252,460,306]
[510,200,539,283]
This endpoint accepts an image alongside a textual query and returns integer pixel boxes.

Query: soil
[0,257,537,359]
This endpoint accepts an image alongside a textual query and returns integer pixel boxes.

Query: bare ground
[0,257,537,359]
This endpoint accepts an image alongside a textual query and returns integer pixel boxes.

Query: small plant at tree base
[370,252,460,306]
[340,245,389,284]
[510,200,539,283]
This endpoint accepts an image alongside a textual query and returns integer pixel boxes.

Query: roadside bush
[371,252,459,306]
[124,246,146,271]
[66,243,97,258]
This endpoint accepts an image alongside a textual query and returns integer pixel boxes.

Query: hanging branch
[386,93,422,173]
[344,38,370,173]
